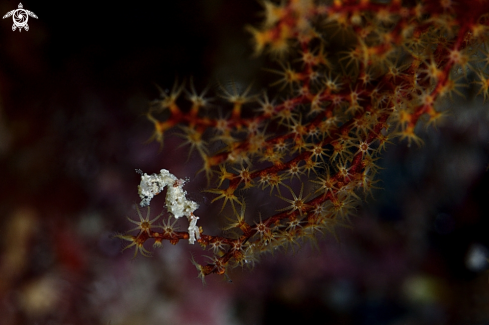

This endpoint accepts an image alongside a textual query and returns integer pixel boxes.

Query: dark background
[1,1,489,324]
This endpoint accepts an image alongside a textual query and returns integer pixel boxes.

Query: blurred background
[1,0,489,324]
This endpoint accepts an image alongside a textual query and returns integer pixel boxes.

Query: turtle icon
[3,3,38,32]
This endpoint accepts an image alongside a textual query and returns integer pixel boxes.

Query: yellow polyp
[263,2,283,27]
[399,111,412,124]
[169,102,180,115]
[207,186,242,213]
[405,123,414,133]
[153,238,163,248]
[247,26,271,55]
[470,24,488,41]
[208,155,223,168]
[190,103,200,117]
[217,165,234,187]
[232,102,242,120]
[268,25,292,57]
[199,241,207,249]
[425,105,436,117]
[189,130,202,143]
